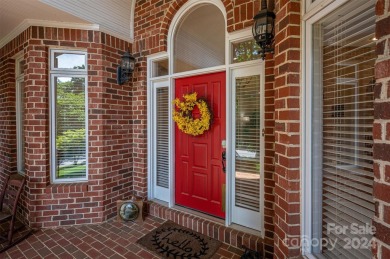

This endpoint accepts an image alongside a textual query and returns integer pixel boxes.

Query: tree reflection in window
[232,40,261,64]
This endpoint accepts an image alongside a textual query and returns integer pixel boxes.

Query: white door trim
[230,64,265,234]
[147,0,265,232]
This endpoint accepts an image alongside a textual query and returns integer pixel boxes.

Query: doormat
[137,221,222,259]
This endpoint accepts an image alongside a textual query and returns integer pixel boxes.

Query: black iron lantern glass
[117,51,135,85]
[252,0,275,59]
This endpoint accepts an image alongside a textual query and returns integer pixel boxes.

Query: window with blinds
[54,77,87,180]
[235,75,261,212]
[156,87,169,188]
[312,1,375,258]
[50,50,88,182]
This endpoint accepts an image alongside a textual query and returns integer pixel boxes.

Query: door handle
[221,151,226,173]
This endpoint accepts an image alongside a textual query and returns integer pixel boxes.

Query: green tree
[56,77,86,165]
[56,128,86,164]
[56,78,85,135]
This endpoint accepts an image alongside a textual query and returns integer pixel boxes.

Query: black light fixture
[117,51,135,85]
[252,0,276,60]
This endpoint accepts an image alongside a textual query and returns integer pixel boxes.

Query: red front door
[175,72,226,218]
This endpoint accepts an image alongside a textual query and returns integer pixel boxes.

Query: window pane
[54,53,86,69]
[311,1,375,257]
[153,59,169,77]
[231,40,261,63]
[55,77,86,180]
[156,87,169,188]
[16,81,25,174]
[174,4,225,73]
[18,59,25,76]
[235,75,261,212]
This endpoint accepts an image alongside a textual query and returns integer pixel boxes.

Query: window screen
[235,75,261,212]
[311,1,375,257]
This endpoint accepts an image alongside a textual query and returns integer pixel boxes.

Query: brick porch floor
[1,215,243,259]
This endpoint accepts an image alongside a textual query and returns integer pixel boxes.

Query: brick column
[273,0,301,258]
[373,0,390,257]
[24,35,51,227]
[263,56,276,258]
[0,58,17,179]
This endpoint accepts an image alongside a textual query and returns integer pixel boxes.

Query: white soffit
[0,0,91,47]
[0,0,134,48]
[40,0,135,42]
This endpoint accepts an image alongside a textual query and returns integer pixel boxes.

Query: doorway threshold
[147,199,265,256]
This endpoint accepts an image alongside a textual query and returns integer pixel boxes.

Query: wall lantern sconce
[252,0,276,60]
[117,51,135,85]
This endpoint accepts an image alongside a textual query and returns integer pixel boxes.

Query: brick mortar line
[373,119,390,123]
[274,177,301,182]
[373,173,390,185]
[376,163,389,183]
[374,198,390,209]
[376,240,390,255]
[273,83,301,87]
[374,160,390,167]
[273,52,301,59]
[274,120,301,123]
[374,216,390,229]
[373,77,390,85]
[376,13,390,20]
[275,108,301,111]
[373,140,390,145]
[274,147,300,151]
[376,55,390,62]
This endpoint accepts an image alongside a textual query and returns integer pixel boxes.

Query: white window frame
[230,65,265,232]
[147,0,264,234]
[150,78,171,202]
[304,0,340,19]
[15,54,25,175]
[301,0,371,256]
[49,49,88,183]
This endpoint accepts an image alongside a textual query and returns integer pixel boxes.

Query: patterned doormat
[137,221,222,259]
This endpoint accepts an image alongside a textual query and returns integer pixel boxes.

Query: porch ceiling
[0,0,134,48]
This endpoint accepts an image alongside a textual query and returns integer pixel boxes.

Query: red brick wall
[273,0,301,258]
[0,27,133,227]
[133,0,275,257]
[374,0,390,257]
[264,55,276,258]
[0,30,32,224]
[0,31,28,182]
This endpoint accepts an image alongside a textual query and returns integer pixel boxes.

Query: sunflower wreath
[173,92,212,136]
